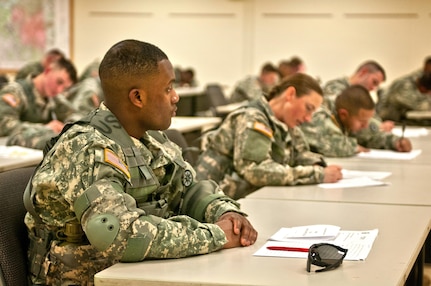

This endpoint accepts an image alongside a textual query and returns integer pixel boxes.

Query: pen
[401,122,406,139]
[51,110,57,121]
[266,246,309,253]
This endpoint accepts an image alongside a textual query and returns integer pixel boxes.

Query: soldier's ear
[128,89,145,108]
[338,108,349,120]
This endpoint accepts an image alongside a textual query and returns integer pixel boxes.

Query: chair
[205,83,229,116]
[164,129,200,166]
[0,166,35,286]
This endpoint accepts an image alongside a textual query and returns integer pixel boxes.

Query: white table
[95,199,431,286]
[406,111,431,120]
[169,116,221,133]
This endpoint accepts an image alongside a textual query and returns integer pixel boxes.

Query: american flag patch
[2,94,19,107]
[252,121,273,138]
[104,148,130,178]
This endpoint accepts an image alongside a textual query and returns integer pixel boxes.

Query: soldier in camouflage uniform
[24,39,257,286]
[0,57,79,149]
[196,73,343,200]
[378,70,431,125]
[66,60,104,115]
[300,85,412,157]
[14,48,65,80]
[322,60,396,136]
[229,63,280,103]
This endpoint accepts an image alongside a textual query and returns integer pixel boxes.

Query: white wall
[73,0,431,88]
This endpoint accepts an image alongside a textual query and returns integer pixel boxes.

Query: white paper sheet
[254,227,379,261]
[318,177,388,189]
[341,169,391,180]
[270,225,340,240]
[0,145,43,159]
[392,126,429,138]
[356,149,422,160]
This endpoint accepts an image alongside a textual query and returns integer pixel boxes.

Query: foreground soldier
[24,39,257,285]
[196,73,343,200]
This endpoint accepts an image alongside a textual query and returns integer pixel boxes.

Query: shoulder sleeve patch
[252,121,273,138]
[104,148,130,178]
[2,94,20,107]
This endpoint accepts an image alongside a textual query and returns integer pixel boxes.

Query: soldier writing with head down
[24,39,257,286]
[195,73,343,200]
[0,57,79,149]
[300,85,412,157]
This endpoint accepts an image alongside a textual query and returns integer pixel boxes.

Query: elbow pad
[85,213,120,251]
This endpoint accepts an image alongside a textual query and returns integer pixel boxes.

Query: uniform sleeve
[0,84,54,141]
[231,111,324,186]
[300,110,358,157]
[37,129,228,263]
[355,117,398,150]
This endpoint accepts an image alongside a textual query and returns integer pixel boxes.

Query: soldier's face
[346,108,374,132]
[361,72,384,92]
[140,60,178,131]
[43,68,74,98]
[284,90,322,128]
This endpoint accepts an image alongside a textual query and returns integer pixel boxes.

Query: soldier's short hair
[418,72,431,91]
[356,60,386,81]
[99,39,168,99]
[335,85,375,115]
[53,57,78,84]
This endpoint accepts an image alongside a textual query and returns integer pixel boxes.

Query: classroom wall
[73,0,431,89]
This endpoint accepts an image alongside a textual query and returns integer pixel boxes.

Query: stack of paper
[254,224,378,261]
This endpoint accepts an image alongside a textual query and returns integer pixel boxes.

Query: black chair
[164,129,200,166]
[0,166,35,286]
[205,83,229,116]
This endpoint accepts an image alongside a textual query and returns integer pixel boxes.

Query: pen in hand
[401,122,406,139]
[266,246,309,253]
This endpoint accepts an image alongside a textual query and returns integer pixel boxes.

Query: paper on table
[392,126,429,138]
[0,145,43,159]
[254,228,379,261]
[342,169,391,180]
[356,149,422,160]
[318,177,388,189]
[270,224,340,240]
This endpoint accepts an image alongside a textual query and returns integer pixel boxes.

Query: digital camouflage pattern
[0,78,79,149]
[65,77,104,115]
[25,104,242,285]
[196,96,326,200]
[321,76,350,110]
[14,61,44,80]
[378,73,431,123]
[229,75,266,103]
[300,106,400,157]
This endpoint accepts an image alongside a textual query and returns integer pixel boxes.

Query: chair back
[206,83,228,108]
[164,129,200,166]
[0,166,35,286]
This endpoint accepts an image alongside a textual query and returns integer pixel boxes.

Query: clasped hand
[216,212,258,249]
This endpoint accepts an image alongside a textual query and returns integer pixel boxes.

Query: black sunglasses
[306,243,348,273]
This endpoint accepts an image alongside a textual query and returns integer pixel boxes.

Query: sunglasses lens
[307,243,348,272]
[315,244,345,263]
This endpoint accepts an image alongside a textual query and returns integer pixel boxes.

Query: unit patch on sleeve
[252,121,273,139]
[104,148,130,178]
